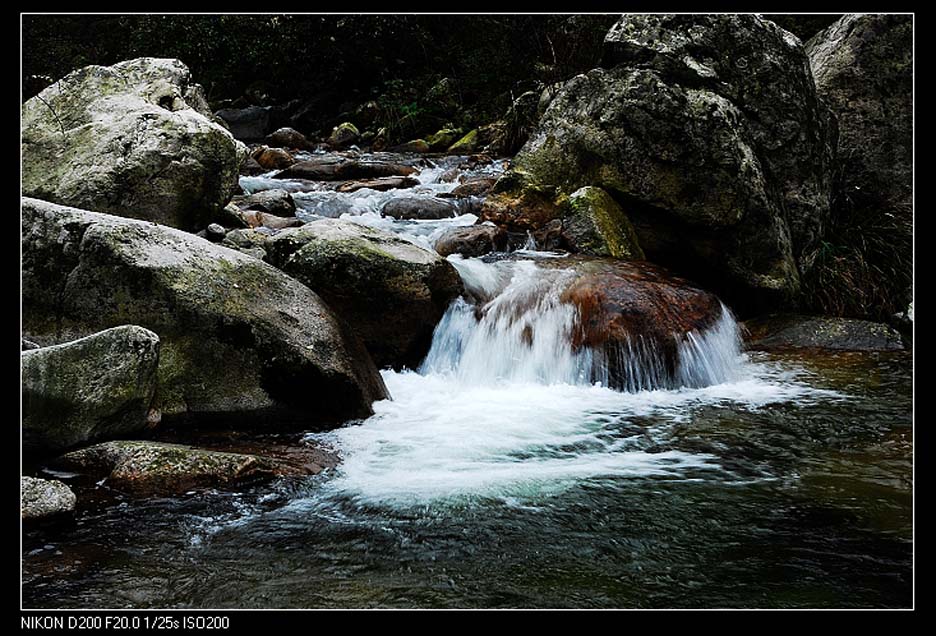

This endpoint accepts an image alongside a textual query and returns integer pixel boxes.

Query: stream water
[22,153,913,609]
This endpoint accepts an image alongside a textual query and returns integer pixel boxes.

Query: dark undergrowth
[800,161,913,323]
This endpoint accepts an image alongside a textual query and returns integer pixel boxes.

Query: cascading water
[237,152,841,507]
[421,256,744,391]
[313,251,839,507]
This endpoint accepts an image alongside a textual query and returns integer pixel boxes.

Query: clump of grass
[800,161,912,322]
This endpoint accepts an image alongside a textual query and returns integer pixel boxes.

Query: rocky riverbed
[21,14,912,609]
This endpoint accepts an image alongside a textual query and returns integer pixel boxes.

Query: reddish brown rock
[450,177,498,198]
[252,147,296,171]
[434,225,508,257]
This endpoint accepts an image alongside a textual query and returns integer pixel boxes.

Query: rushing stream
[22,153,913,609]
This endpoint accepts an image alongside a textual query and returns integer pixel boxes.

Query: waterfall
[419,256,744,392]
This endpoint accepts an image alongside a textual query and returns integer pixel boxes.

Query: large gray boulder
[22,326,160,455]
[21,476,77,521]
[806,14,912,218]
[486,15,836,313]
[21,58,247,231]
[22,197,388,424]
[267,219,464,369]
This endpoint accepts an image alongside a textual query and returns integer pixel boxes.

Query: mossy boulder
[21,58,247,231]
[56,441,305,496]
[22,325,160,455]
[447,128,479,154]
[562,187,644,259]
[427,128,462,152]
[22,197,388,425]
[267,219,464,369]
[21,477,77,521]
[495,15,836,313]
[327,122,359,149]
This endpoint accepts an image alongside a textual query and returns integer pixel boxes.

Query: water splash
[422,257,744,391]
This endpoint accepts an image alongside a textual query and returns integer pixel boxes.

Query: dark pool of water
[22,351,912,609]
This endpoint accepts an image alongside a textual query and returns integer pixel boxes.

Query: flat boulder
[336,176,420,193]
[267,219,464,369]
[232,189,297,217]
[382,197,459,220]
[22,58,247,231]
[273,157,417,181]
[21,477,77,522]
[743,315,904,351]
[56,441,311,496]
[22,197,388,425]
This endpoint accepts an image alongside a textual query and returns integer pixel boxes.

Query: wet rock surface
[382,196,458,220]
[56,440,315,496]
[273,157,417,181]
[743,315,905,351]
[552,257,726,389]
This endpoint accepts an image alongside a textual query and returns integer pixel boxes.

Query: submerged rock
[381,197,459,220]
[434,225,508,258]
[57,441,307,496]
[267,219,464,369]
[21,476,77,521]
[492,15,836,313]
[743,315,905,351]
[22,58,246,231]
[22,326,160,455]
[22,197,388,425]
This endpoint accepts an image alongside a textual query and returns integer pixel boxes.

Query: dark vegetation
[801,161,913,323]
[22,14,616,138]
